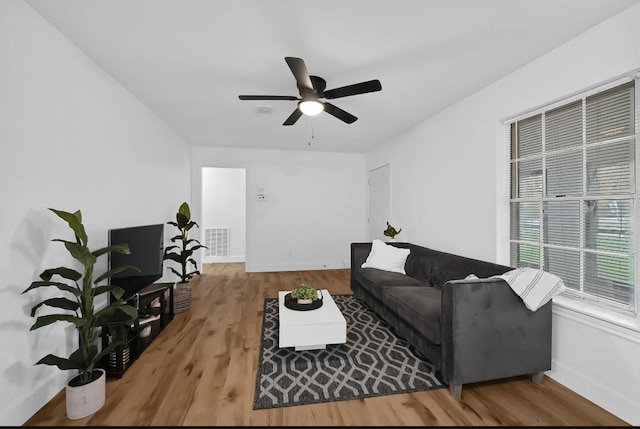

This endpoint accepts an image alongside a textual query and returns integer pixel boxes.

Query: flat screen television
[108,223,164,300]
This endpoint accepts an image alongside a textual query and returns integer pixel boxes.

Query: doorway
[368,164,390,241]
[201,167,246,263]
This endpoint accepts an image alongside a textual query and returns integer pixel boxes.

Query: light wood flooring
[25,263,629,426]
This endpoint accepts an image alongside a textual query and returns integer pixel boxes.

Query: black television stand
[100,282,175,378]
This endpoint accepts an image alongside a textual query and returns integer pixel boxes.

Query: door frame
[367,163,391,241]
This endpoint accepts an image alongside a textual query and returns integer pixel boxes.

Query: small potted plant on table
[291,283,319,305]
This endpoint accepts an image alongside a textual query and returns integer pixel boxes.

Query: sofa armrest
[351,242,372,272]
[441,278,552,385]
[350,242,373,293]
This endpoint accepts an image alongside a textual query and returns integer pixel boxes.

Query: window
[509,80,638,314]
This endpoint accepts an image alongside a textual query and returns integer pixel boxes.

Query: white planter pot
[297,298,313,305]
[65,369,106,420]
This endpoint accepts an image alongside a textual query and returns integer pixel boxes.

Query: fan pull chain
[308,116,315,145]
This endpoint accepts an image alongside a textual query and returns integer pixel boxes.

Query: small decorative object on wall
[22,208,139,420]
[383,221,402,241]
[163,201,208,313]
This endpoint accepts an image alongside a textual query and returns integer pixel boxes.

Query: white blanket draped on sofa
[492,267,566,311]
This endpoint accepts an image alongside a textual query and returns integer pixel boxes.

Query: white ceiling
[25,0,639,154]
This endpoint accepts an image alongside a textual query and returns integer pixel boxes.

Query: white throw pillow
[361,239,410,274]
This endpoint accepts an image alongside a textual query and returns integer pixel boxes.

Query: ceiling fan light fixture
[299,99,324,116]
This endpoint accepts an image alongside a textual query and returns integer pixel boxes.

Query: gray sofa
[351,241,552,399]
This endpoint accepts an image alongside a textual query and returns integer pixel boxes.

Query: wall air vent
[204,227,229,257]
[254,105,274,115]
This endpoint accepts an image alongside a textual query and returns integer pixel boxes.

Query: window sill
[552,295,640,341]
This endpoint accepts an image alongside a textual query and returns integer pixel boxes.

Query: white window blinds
[510,80,638,314]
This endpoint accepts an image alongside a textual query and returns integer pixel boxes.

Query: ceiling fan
[238,57,382,126]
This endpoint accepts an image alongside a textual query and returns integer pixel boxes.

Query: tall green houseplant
[23,209,139,382]
[22,209,139,418]
[163,202,207,312]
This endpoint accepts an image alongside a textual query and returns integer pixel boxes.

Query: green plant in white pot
[22,208,139,420]
[163,202,207,313]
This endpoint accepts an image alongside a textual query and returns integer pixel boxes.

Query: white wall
[0,1,191,425]
[192,147,367,272]
[367,3,640,424]
[202,167,246,262]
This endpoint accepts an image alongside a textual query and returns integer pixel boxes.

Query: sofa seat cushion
[382,286,442,345]
[354,268,427,300]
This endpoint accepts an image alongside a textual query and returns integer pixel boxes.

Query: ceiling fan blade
[285,57,314,95]
[323,102,358,124]
[239,95,298,101]
[283,108,303,126]
[323,79,382,99]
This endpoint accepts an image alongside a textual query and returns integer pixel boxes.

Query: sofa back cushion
[431,252,512,289]
[401,244,440,285]
[397,243,512,287]
[351,241,512,288]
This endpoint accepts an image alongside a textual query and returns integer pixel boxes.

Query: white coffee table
[278,289,347,351]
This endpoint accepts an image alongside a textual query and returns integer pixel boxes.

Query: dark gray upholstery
[382,286,442,345]
[350,242,552,399]
[353,267,426,300]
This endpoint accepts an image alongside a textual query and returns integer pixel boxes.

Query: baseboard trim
[2,371,67,426]
[245,260,348,273]
[202,255,245,264]
[548,361,636,425]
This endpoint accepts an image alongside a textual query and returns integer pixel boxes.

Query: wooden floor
[26,263,628,426]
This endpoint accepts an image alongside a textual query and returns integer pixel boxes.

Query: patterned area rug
[253,294,446,409]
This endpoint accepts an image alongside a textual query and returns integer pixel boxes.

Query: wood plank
[24,263,629,426]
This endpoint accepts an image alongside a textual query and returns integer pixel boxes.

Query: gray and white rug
[253,294,445,409]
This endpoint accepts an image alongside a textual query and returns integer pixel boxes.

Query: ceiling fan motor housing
[309,75,326,97]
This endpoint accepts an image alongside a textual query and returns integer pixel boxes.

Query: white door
[368,164,390,241]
